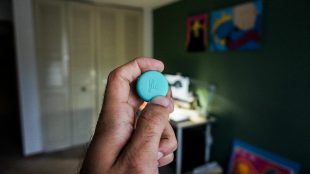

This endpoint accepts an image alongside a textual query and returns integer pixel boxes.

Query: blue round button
[136,71,169,101]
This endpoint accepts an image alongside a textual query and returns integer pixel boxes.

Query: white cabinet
[33,0,143,152]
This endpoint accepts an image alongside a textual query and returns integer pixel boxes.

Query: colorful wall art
[210,0,263,51]
[186,13,208,52]
[228,140,300,174]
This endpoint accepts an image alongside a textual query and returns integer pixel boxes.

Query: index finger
[104,57,164,104]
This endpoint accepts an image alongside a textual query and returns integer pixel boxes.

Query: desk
[170,118,215,174]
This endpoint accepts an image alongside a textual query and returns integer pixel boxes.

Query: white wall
[12,0,43,155]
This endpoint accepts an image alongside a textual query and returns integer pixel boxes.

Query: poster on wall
[209,0,263,51]
[186,13,208,52]
[228,140,300,174]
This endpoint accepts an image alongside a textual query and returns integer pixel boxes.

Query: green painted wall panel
[154,0,310,173]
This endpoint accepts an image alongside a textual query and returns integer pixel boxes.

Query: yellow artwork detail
[212,13,232,46]
[192,20,203,38]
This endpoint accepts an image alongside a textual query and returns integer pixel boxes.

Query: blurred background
[0,0,309,173]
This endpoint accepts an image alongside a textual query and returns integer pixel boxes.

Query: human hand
[80,57,177,174]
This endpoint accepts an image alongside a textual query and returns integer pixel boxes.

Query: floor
[0,143,175,174]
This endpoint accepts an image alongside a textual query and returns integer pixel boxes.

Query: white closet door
[34,0,71,151]
[68,2,97,145]
[34,0,144,151]
[122,9,144,61]
[95,6,144,111]
[96,6,120,111]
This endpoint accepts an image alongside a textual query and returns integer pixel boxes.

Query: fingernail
[150,96,170,108]
[157,151,164,160]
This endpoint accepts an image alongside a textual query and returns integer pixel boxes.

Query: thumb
[123,96,173,169]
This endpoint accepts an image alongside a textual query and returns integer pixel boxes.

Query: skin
[80,57,177,174]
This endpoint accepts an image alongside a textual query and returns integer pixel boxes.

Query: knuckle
[107,70,117,83]
[161,137,178,153]
[139,116,161,136]
[171,138,178,152]
[168,153,174,161]
[133,56,145,62]
[167,132,177,152]
[128,159,144,172]
[107,67,124,83]
[140,108,165,126]
[123,149,156,174]
[168,154,174,163]
[158,153,174,167]
[133,57,142,61]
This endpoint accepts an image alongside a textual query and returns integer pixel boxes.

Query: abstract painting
[210,0,263,51]
[228,140,300,174]
[186,13,208,52]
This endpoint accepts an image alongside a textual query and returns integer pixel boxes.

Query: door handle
[81,86,87,92]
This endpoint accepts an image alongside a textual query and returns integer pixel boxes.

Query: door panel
[34,0,71,151]
[95,7,144,112]
[68,2,97,145]
[96,7,120,111]
[42,93,71,150]
[123,9,144,61]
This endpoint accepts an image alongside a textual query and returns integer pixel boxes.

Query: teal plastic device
[136,71,169,101]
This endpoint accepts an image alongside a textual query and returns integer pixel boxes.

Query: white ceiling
[88,0,179,9]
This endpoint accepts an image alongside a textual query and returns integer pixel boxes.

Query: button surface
[136,71,169,101]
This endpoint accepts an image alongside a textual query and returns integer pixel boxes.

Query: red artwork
[229,140,300,174]
[186,13,208,52]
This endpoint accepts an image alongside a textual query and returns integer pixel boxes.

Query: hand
[80,57,177,174]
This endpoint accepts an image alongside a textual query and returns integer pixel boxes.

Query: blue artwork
[209,0,263,51]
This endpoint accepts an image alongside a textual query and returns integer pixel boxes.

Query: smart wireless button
[136,71,169,102]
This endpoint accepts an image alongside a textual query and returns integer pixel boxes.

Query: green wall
[154,0,310,173]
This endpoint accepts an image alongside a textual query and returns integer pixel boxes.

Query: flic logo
[148,79,159,93]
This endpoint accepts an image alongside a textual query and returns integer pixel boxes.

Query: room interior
[0,0,309,173]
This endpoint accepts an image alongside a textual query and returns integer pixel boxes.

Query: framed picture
[228,140,300,174]
[209,0,263,51]
[186,13,208,52]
